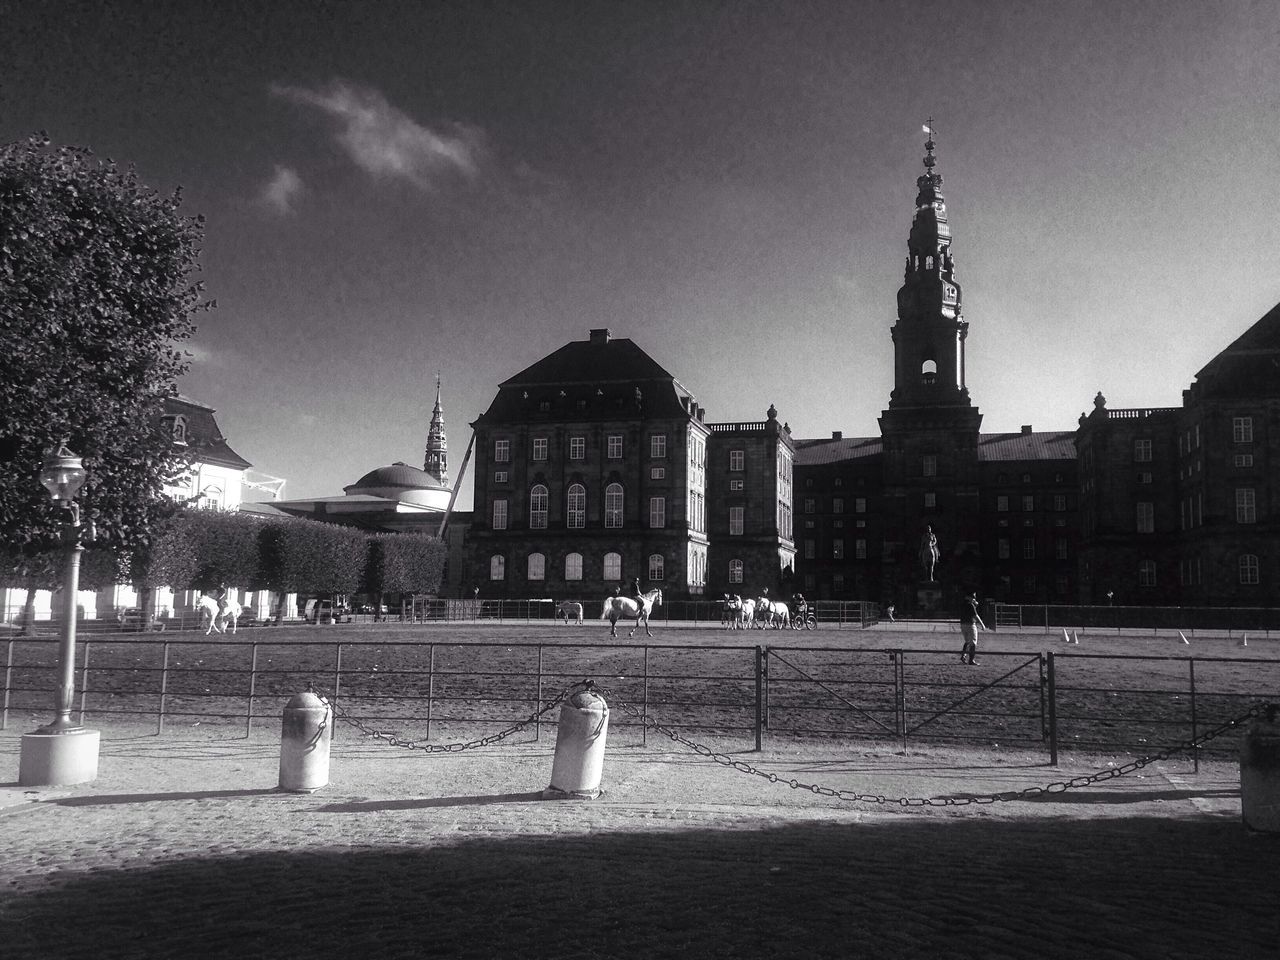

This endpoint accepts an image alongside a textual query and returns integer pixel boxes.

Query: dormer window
[170,415,188,444]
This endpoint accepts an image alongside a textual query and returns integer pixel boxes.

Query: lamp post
[18,441,101,786]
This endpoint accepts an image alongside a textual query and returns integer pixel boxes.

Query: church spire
[424,374,448,485]
[888,123,970,408]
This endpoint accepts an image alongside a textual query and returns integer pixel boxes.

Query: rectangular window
[729,449,745,471]
[924,492,936,509]
[1022,495,1035,512]
[1053,495,1066,511]
[1055,574,1070,595]
[729,506,744,535]
[1139,560,1157,587]
[492,499,508,530]
[650,434,666,459]
[569,436,585,460]
[832,573,844,594]
[1134,439,1152,462]
[998,538,1010,559]
[527,554,545,581]
[490,555,505,580]
[1234,453,1255,468]
[1236,488,1257,524]
[1240,554,1260,585]
[1233,417,1254,443]
[651,465,665,480]
[1136,501,1154,533]
[494,439,510,463]
[832,497,844,513]
[730,479,744,491]
[997,495,1009,512]
[1055,538,1068,560]
[532,438,548,461]
[804,498,816,514]
[922,454,937,477]
[803,539,815,560]
[649,497,665,529]
[494,471,508,484]
[1137,472,1152,484]
[833,539,844,560]
[607,435,623,459]
[1023,539,1036,560]
[648,554,665,581]
[855,538,867,560]
[855,498,867,514]
[565,554,583,581]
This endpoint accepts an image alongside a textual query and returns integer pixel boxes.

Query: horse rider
[215,584,229,619]
[630,577,643,601]
[791,592,806,615]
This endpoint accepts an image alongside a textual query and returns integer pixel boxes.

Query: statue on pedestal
[920,525,939,582]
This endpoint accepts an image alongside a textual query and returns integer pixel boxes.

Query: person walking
[959,591,986,665]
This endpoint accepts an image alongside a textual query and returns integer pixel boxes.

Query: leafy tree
[361,532,447,619]
[258,519,366,622]
[0,135,208,581]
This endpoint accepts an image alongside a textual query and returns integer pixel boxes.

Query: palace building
[460,131,1276,611]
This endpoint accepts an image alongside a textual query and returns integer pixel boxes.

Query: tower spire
[424,373,448,484]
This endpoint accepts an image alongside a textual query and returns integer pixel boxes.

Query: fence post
[2,639,13,730]
[426,644,435,740]
[246,642,258,736]
[1037,651,1047,742]
[535,644,544,742]
[1046,652,1058,766]
[157,640,170,735]
[762,645,771,730]
[896,650,907,753]
[754,645,763,751]
[332,642,343,740]
[642,645,650,746]
[77,640,92,725]
[1189,658,1199,774]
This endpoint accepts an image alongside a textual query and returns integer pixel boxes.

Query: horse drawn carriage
[789,597,817,630]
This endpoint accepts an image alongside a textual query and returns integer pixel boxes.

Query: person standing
[959,591,985,665]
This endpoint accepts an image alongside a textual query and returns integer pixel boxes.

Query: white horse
[556,599,584,624]
[600,588,663,638]
[721,594,742,629]
[756,597,790,629]
[735,597,757,630]
[196,595,243,635]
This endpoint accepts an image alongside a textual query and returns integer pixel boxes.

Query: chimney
[589,328,611,345]
[1021,425,1033,435]
[832,430,843,440]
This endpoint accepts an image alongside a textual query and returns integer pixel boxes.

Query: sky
[4,0,1278,511]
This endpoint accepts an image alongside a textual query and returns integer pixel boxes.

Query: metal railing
[993,602,1280,634]
[3,636,1273,764]
[407,598,878,627]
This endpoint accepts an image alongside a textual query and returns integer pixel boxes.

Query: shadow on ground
[2,816,1276,960]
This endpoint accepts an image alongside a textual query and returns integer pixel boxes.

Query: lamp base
[18,727,100,786]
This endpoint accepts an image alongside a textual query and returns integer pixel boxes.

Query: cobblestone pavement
[1,720,1276,960]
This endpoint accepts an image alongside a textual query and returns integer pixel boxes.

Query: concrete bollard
[278,689,332,793]
[1241,705,1280,833]
[543,687,609,800]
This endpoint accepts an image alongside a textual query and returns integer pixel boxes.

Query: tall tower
[424,374,448,486]
[878,127,983,609]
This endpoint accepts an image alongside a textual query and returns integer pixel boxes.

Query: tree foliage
[257,518,367,597]
[363,532,448,596]
[0,135,208,562]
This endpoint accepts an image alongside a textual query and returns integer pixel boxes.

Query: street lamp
[18,441,101,786]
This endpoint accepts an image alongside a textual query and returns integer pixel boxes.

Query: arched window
[565,552,583,581]
[527,552,545,581]
[921,359,937,385]
[603,552,622,581]
[171,415,187,444]
[1240,554,1260,585]
[648,553,665,581]
[729,559,744,584]
[489,555,505,581]
[567,483,586,529]
[605,482,623,528]
[530,484,548,529]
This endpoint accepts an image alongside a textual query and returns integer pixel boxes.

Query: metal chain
[596,683,1269,807]
[317,680,589,754]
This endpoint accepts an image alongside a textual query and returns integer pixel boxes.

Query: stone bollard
[278,689,332,793]
[543,686,609,800]
[1241,704,1280,833]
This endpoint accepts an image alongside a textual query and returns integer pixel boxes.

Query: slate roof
[977,430,1078,462]
[165,396,252,470]
[476,332,696,423]
[1192,301,1280,399]
[793,430,1078,467]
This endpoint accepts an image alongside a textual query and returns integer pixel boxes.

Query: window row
[1147,554,1263,587]
[490,552,666,582]
[492,434,672,463]
[492,484,633,530]
[997,495,1069,512]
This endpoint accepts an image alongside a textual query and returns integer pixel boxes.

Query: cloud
[260,165,303,214]
[272,79,485,192]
